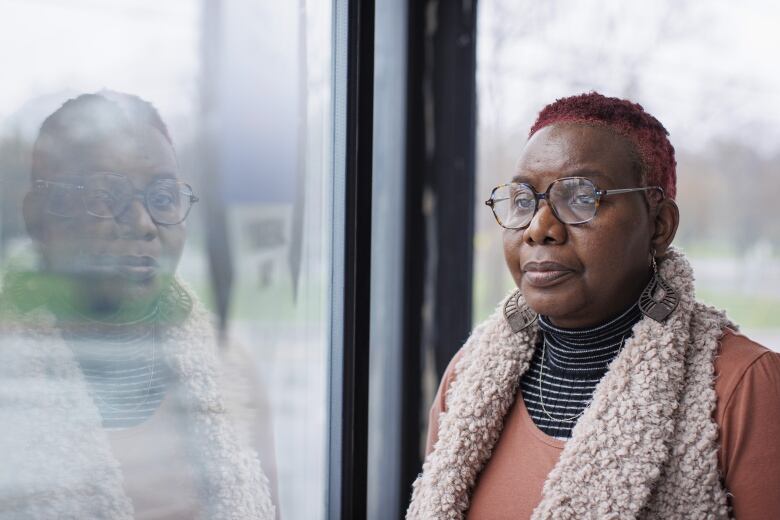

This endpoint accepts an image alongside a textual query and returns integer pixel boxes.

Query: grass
[472,274,780,330]
[186,275,326,325]
[696,290,780,329]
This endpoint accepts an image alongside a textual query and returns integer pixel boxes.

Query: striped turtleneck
[61,308,173,431]
[519,303,643,439]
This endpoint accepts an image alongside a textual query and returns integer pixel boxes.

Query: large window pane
[0,1,334,518]
[474,0,780,350]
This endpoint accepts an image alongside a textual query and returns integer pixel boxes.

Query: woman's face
[503,123,660,328]
[31,125,186,315]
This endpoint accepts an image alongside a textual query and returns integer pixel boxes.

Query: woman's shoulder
[437,310,510,395]
[427,347,472,424]
[437,346,472,401]
[714,328,780,422]
[715,329,779,391]
[713,329,780,509]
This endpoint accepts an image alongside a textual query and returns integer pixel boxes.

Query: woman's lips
[522,261,575,288]
[115,264,158,281]
[89,255,160,281]
[117,256,157,267]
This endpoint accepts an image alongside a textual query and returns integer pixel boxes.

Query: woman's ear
[23,191,45,242]
[650,198,679,258]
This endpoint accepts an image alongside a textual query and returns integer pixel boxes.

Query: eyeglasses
[485,176,663,230]
[34,172,199,226]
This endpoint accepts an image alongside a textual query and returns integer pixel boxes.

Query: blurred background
[473,0,780,348]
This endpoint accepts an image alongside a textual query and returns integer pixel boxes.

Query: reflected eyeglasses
[484,176,663,230]
[34,172,199,226]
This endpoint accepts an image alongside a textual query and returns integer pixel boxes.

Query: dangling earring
[639,252,679,322]
[504,289,538,333]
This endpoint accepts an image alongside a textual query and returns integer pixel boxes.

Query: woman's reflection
[1,91,276,519]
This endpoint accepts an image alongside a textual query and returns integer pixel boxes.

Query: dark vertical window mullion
[328,0,375,518]
[398,0,426,510]
[400,0,478,513]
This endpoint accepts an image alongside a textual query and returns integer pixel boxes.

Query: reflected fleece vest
[0,279,275,520]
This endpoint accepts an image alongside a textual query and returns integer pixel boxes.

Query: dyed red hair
[530,92,676,199]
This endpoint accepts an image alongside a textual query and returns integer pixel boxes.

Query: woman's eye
[88,189,119,206]
[514,195,535,209]
[149,191,176,208]
[571,194,595,206]
[91,189,114,200]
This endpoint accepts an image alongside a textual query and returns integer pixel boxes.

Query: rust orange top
[425,329,780,520]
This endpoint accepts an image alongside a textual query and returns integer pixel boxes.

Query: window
[0,1,339,518]
[474,0,780,349]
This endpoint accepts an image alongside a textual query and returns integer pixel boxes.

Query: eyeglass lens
[44,174,195,225]
[491,177,599,229]
[43,183,81,218]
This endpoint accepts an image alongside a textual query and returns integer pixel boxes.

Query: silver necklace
[99,330,156,413]
[90,320,158,413]
[537,335,625,423]
[66,303,162,415]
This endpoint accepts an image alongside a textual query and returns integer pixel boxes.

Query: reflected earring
[504,289,538,333]
[639,253,679,322]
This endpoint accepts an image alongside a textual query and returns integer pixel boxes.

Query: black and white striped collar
[538,303,642,374]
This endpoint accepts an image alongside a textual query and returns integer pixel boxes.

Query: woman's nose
[523,200,567,246]
[116,197,157,240]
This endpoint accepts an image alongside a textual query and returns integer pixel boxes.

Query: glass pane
[0,1,334,518]
[474,0,780,349]
[367,0,408,517]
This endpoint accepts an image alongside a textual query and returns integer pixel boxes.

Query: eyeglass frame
[33,172,200,226]
[484,176,664,230]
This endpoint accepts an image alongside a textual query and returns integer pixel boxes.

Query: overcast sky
[0,0,311,146]
[478,0,780,155]
[2,0,778,157]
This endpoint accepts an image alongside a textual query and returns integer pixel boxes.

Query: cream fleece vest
[407,248,733,519]
[0,280,275,520]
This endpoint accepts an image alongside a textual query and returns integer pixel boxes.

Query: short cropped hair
[529,92,676,199]
[31,90,172,180]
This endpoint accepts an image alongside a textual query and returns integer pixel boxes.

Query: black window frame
[328,0,375,518]
[328,0,477,517]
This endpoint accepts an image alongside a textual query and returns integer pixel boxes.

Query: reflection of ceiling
[1,90,80,140]
[0,0,199,134]
[210,0,301,204]
[217,0,299,204]
[0,0,304,204]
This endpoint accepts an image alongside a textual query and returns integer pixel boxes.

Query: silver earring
[639,254,679,322]
[504,289,538,333]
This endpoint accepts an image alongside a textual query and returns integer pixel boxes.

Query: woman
[407,93,780,519]
[0,91,276,519]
